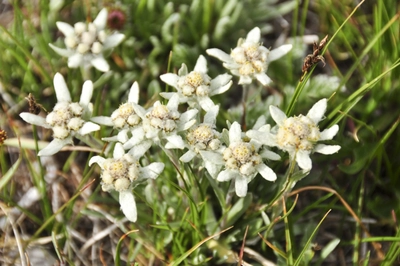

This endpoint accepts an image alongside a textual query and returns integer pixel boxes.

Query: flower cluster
[49,8,125,72]
[207,27,292,85]
[247,99,341,171]
[20,73,100,156]
[89,143,164,222]
[20,21,341,223]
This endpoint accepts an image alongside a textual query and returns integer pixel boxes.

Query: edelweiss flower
[89,143,164,222]
[91,82,149,151]
[131,94,198,150]
[206,27,292,85]
[247,99,340,171]
[180,106,225,177]
[49,8,125,72]
[201,122,279,197]
[160,55,232,111]
[20,73,100,156]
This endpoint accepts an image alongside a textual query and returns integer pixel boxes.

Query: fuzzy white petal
[238,75,252,85]
[88,155,105,167]
[128,82,140,104]
[203,160,221,179]
[78,122,100,135]
[260,149,281,161]
[160,73,179,88]
[194,55,208,73]
[67,53,83,68]
[269,105,287,126]
[165,135,185,149]
[255,73,272,86]
[199,150,225,165]
[210,76,232,96]
[56,21,74,37]
[198,97,216,112]
[296,150,312,170]
[159,92,174,100]
[113,143,125,159]
[235,177,248,197]
[206,48,232,63]
[203,105,219,125]
[91,116,114,126]
[180,150,197,163]
[229,122,242,143]
[178,63,188,76]
[307,98,327,124]
[119,190,137,222]
[38,138,71,156]
[49,43,74,57]
[129,140,152,159]
[217,169,236,182]
[79,80,94,107]
[91,56,110,72]
[117,130,129,143]
[267,44,292,62]
[256,164,277,181]
[122,127,145,149]
[314,144,341,155]
[140,162,165,179]
[93,8,108,30]
[246,27,261,43]
[180,109,198,125]
[20,113,50,128]
[320,125,339,140]
[103,33,125,50]
[166,94,180,110]
[54,73,72,102]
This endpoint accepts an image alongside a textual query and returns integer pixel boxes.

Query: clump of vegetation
[1,0,399,265]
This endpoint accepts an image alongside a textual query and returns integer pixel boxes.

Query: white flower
[89,143,164,222]
[49,8,125,72]
[20,73,100,156]
[206,27,292,86]
[131,94,198,150]
[160,55,232,111]
[202,122,279,197]
[91,82,148,150]
[247,99,341,171]
[180,106,225,177]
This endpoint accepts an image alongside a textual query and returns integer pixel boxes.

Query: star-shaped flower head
[247,99,341,171]
[91,82,148,151]
[49,8,125,72]
[180,106,225,177]
[160,55,232,111]
[131,94,198,150]
[206,27,292,85]
[201,122,279,197]
[20,73,100,156]
[89,143,164,222]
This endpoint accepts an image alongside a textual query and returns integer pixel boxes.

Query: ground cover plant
[1,0,400,265]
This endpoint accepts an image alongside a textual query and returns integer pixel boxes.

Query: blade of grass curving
[333,13,399,94]
[288,186,385,259]
[258,232,287,260]
[31,179,96,240]
[115,229,139,266]
[0,25,52,85]
[315,238,340,266]
[283,197,294,265]
[380,228,400,266]
[168,226,233,266]
[0,156,21,191]
[293,209,331,266]
[327,59,400,127]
